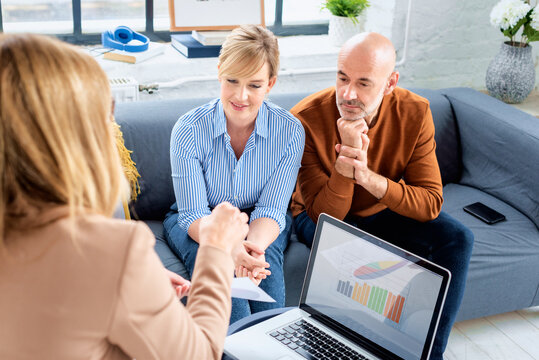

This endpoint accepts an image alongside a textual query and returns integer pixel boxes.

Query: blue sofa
[115,87,539,322]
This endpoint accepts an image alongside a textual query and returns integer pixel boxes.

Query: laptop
[224,213,451,360]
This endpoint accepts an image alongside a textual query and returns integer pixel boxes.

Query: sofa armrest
[441,88,539,228]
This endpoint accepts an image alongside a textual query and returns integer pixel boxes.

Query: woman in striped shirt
[163,25,305,323]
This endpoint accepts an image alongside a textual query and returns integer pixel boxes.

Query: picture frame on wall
[169,0,265,31]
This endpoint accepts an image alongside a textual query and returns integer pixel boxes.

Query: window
[154,0,169,31]
[0,0,328,43]
[2,0,73,34]
[282,0,330,25]
[81,0,145,34]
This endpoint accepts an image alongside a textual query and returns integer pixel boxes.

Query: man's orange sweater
[290,87,443,223]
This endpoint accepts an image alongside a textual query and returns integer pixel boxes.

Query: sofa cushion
[267,93,311,113]
[441,88,539,228]
[116,98,212,220]
[442,183,539,321]
[144,220,189,279]
[409,88,461,185]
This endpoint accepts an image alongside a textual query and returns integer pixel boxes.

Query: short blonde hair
[0,34,126,241]
[218,24,279,80]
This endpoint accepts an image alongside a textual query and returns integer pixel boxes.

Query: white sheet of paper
[231,277,275,302]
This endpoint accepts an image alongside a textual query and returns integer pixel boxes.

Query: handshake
[200,203,270,286]
[166,202,270,299]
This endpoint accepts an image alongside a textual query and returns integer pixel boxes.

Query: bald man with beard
[290,32,474,359]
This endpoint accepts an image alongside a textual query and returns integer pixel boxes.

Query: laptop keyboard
[269,319,371,360]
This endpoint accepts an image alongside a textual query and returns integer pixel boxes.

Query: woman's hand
[235,259,265,286]
[165,269,191,299]
[232,241,270,282]
[234,242,271,286]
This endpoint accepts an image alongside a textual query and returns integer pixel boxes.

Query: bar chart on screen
[321,240,425,331]
[337,279,408,324]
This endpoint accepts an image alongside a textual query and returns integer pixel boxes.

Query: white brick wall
[365,0,396,40]
[388,0,539,90]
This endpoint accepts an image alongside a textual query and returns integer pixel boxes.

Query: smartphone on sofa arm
[463,202,506,225]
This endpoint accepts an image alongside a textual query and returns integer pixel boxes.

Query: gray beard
[336,86,386,122]
[336,98,370,121]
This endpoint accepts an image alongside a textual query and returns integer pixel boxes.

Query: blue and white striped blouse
[170,98,305,233]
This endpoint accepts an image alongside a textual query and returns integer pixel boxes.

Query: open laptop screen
[301,215,449,360]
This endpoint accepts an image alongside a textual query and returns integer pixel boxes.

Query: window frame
[0,0,327,45]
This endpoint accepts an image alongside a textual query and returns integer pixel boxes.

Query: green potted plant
[322,0,370,46]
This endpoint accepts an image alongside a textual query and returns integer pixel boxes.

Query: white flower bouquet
[490,0,539,46]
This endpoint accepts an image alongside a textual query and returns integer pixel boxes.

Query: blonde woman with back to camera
[0,33,249,359]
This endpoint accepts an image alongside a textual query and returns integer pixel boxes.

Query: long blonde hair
[218,24,279,80]
[0,33,126,243]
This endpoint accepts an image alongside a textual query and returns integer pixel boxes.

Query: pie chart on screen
[353,261,407,280]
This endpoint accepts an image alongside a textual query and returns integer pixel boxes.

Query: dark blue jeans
[163,208,291,325]
[294,209,474,360]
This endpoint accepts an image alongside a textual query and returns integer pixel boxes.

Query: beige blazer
[0,207,233,359]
